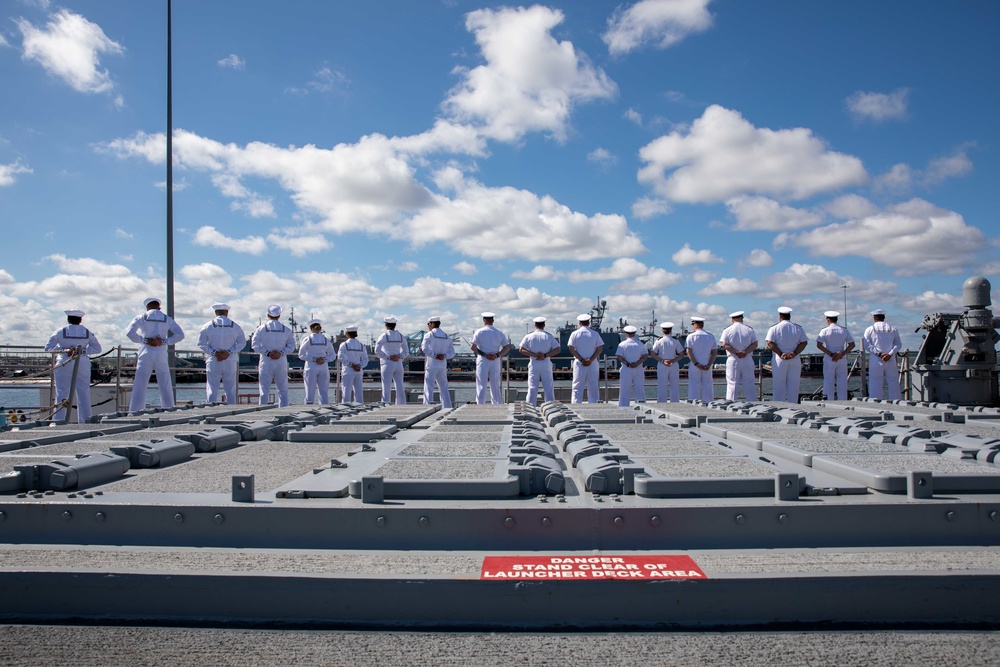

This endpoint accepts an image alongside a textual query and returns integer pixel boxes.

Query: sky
[1,0,998,353]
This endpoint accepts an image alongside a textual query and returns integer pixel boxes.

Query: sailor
[816,310,855,401]
[863,309,902,400]
[470,312,510,404]
[719,311,758,401]
[649,322,685,403]
[568,314,603,403]
[197,302,246,405]
[125,298,185,412]
[615,325,648,407]
[298,319,336,405]
[44,309,102,423]
[765,306,809,403]
[518,317,561,405]
[338,325,369,404]
[374,316,407,404]
[685,316,717,402]
[251,305,296,407]
[421,316,455,408]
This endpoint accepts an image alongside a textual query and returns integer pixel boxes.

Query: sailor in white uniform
[298,319,336,405]
[125,297,185,412]
[863,309,902,400]
[568,314,603,403]
[197,302,247,405]
[815,310,855,401]
[470,312,510,404]
[615,325,648,407]
[44,309,102,423]
[251,305,296,407]
[719,311,758,401]
[421,316,455,408]
[685,316,717,402]
[518,317,561,405]
[374,317,407,404]
[650,322,685,403]
[765,306,809,403]
[338,325,369,404]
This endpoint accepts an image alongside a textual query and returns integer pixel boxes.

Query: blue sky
[1,0,998,351]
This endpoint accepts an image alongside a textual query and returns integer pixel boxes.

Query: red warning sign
[480,555,705,580]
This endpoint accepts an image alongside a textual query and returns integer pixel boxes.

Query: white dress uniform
[197,311,247,405]
[298,330,336,405]
[44,316,102,423]
[125,303,185,412]
[719,319,758,401]
[251,314,296,407]
[816,320,855,401]
[615,334,647,407]
[651,332,684,403]
[519,325,561,405]
[421,325,455,408]
[338,336,369,404]
[863,319,902,400]
[374,325,408,404]
[568,323,603,403]
[766,317,809,403]
[685,327,717,402]
[471,322,509,404]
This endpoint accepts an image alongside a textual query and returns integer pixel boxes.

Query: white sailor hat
[481,312,495,319]
[871,308,886,316]
[623,325,637,334]
[346,325,360,333]
[777,306,793,315]
[65,309,85,318]
[427,315,441,323]
[824,310,840,318]
[691,316,705,323]
[306,319,322,328]
[143,297,160,308]
[661,321,674,329]
[533,316,547,324]
[729,311,744,318]
[267,305,282,317]
[212,302,230,311]
[384,316,397,324]
[577,314,591,322]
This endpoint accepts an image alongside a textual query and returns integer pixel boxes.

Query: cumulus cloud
[698,277,758,296]
[286,65,350,96]
[745,249,773,267]
[671,243,722,265]
[0,160,32,186]
[0,269,14,284]
[762,263,849,297]
[631,196,670,220]
[792,199,986,276]
[217,54,245,70]
[512,265,560,281]
[587,147,617,167]
[726,196,821,231]
[453,261,478,275]
[846,88,910,123]
[17,9,123,94]
[903,290,960,313]
[443,5,617,142]
[45,254,131,276]
[266,231,331,257]
[874,145,975,193]
[638,105,867,204]
[565,258,651,283]
[624,108,643,125]
[603,0,714,55]
[824,194,878,219]
[193,226,268,255]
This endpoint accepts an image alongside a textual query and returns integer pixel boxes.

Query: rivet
[945,511,956,522]
[95,512,106,522]
[613,516,624,527]
[376,516,386,528]
[419,516,429,528]
[61,511,72,522]
[778,513,789,524]
[173,513,184,524]
[213,513,225,525]
[504,517,515,529]
[0,511,6,522]
[540,517,551,528]
[989,511,999,522]
[735,514,746,525]
[649,515,661,527]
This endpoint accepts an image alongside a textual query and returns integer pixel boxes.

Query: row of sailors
[43,300,903,422]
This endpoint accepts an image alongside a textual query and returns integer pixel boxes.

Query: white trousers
[618,365,645,407]
[206,356,238,404]
[688,366,713,402]
[53,355,92,423]
[258,357,289,407]
[341,367,363,404]
[725,356,757,401]
[571,359,600,403]
[868,356,900,400]
[475,357,503,404]
[380,360,406,404]
[130,348,174,412]
[771,355,801,403]
[656,362,680,403]
[823,356,849,400]
[423,364,452,408]
[526,359,554,405]
[301,362,330,404]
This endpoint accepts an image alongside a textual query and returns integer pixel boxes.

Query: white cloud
[0,160,32,186]
[398,261,420,272]
[745,249,773,267]
[671,243,722,265]
[903,290,960,313]
[587,147,617,167]
[565,258,650,283]
[726,196,822,231]
[692,269,715,282]
[846,88,910,123]
[217,53,245,70]
[638,105,867,203]
[631,196,670,220]
[762,263,849,297]
[286,64,350,95]
[793,199,987,276]
[873,163,914,193]
[512,265,560,281]
[266,232,331,257]
[193,226,268,255]
[0,269,13,284]
[624,108,643,126]
[44,254,131,276]
[453,261,478,275]
[824,194,878,219]
[613,267,684,292]
[443,5,617,142]
[17,9,123,94]
[699,277,758,296]
[603,0,714,56]
[875,146,975,193]
[114,228,133,239]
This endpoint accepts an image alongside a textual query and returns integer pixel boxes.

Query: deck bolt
[778,513,789,524]
[173,513,184,524]
[504,517,515,529]
[213,513,225,525]
[419,516,429,528]
[61,511,72,522]
[613,516,624,527]
[376,516,386,528]
[95,512,106,522]
[945,511,956,522]
[989,511,998,522]
[540,517,551,528]
[0,511,6,522]
[649,515,661,527]
[735,514,746,525]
